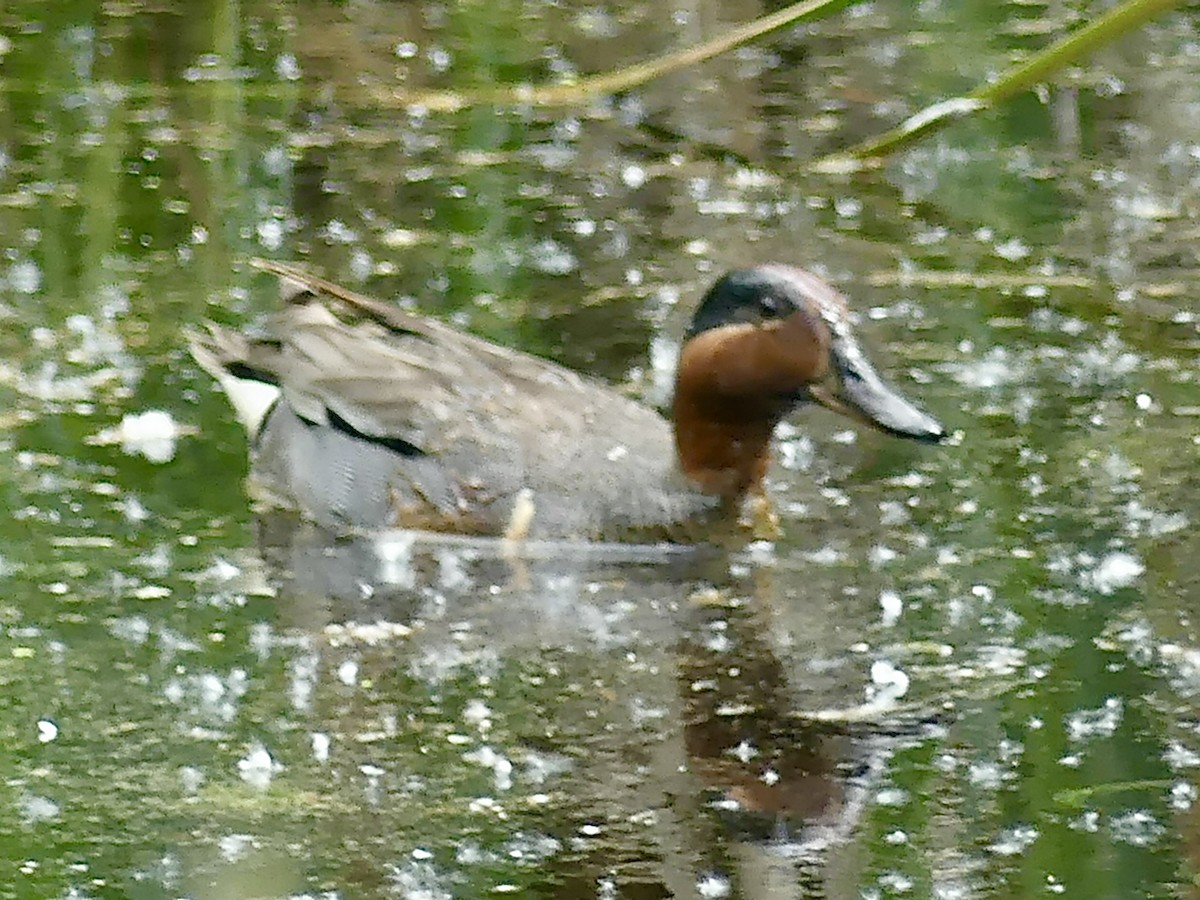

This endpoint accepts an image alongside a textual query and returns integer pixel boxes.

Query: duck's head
[672,264,944,497]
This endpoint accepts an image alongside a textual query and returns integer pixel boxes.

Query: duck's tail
[186,323,282,440]
[249,257,425,334]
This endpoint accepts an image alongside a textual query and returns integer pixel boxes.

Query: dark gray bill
[809,334,945,443]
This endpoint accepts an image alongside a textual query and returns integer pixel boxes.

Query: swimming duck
[189,259,943,542]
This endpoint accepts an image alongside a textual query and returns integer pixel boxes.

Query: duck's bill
[810,341,945,443]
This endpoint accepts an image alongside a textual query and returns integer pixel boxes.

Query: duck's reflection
[250,514,931,898]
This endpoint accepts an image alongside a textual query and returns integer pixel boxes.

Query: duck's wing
[243,259,645,461]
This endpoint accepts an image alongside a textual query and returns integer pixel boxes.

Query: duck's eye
[759,295,781,318]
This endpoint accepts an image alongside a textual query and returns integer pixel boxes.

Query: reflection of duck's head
[673,265,944,499]
[189,260,943,541]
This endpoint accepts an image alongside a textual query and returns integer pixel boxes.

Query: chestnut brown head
[672,265,943,496]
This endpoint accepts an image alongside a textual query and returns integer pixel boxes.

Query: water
[0,1,1198,897]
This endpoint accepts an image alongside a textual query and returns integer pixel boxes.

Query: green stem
[815,0,1189,169]
[377,0,865,111]
[533,0,857,103]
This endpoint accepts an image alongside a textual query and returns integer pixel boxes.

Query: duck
[188,258,944,543]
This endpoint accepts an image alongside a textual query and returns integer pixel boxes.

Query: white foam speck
[312,732,331,763]
[98,410,183,463]
[237,743,282,790]
[1083,552,1144,594]
[697,873,731,898]
[879,590,903,626]
[988,824,1038,856]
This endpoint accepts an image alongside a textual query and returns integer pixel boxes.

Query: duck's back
[193,265,720,541]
